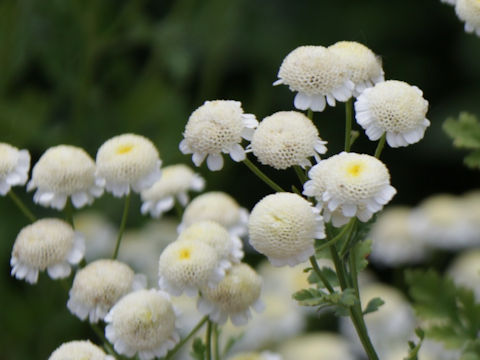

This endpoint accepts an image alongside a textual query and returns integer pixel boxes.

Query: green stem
[293,165,308,185]
[345,98,353,152]
[309,256,334,293]
[8,190,36,222]
[206,320,213,360]
[315,221,355,255]
[112,192,131,260]
[307,109,314,120]
[164,316,209,360]
[374,133,386,159]
[90,323,116,357]
[243,157,285,192]
[338,218,357,258]
[213,323,220,360]
[174,199,184,220]
[65,198,75,228]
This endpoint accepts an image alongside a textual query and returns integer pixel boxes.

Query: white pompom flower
[273,46,354,112]
[355,80,430,147]
[158,239,230,296]
[197,263,264,326]
[179,191,249,237]
[250,111,327,170]
[10,218,85,284]
[328,41,384,97]
[48,340,115,360]
[105,289,180,360]
[315,152,396,227]
[140,164,205,218]
[179,100,258,171]
[67,259,147,323]
[248,192,325,267]
[27,145,103,210]
[455,0,480,36]
[95,133,162,197]
[0,143,30,195]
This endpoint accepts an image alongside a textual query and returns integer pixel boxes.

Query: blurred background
[1,0,480,359]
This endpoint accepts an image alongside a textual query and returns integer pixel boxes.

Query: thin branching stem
[345,99,354,152]
[164,316,209,360]
[243,157,285,192]
[8,190,36,222]
[112,192,131,260]
[374,133,387,159]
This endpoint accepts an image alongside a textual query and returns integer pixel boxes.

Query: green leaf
[307,266,339,289]
[292,287,357,316]
[353,239,372,273]
[443,112,480,149]
[464,150,480,169]
[363,297,385,315]
[191,338,206,360]
[403,327,425,360]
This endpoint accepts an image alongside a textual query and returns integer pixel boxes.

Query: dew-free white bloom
[274,46,354,111]
[179,191,249,237]
[67,259,147,323]
[248,192,325,267]
[455,0,480,36]
[158,239,230,296]
[180,100,258,171]
[48,340,115,360]
[328,41,384,97]
[95,134,162,197]
[0,143,30,195]
[355,80,430,147]
[27,145,103,210]
[10,218,85,284]
[250,111,327,170]
[105,289,180,360]
[197,263,264,326]
[140,164,205,218]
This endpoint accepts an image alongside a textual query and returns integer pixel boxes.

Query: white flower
[248,192,325,267]
[95,134,162,197]
[67,259,147,323]
[197,263,264,326]
[179,191,249,237]
[278,333,356,360]
[27,145,103,210]
[250,111,327,170]
[0,143,30,195]
[314,152,396,227]
[448,249,480,301]
[355,80,430,147]
[10,218,85,284]
[140,164,205,218]
[158,239,230,296]
[48,340,114,360]
[273,46,354,112]
[179,100,258,171]
[455,0,480,36]
[105,289,180,360]
[328,41,384,97]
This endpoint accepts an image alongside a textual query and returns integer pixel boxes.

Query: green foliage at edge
[443,112,480,169]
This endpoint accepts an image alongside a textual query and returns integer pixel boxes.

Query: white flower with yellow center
[355,80,430,147]
[274,46,354,112]
[179,191,249,237]
[456,0,480,36]
[328,41,384,97]
[248,192,325,267]
[48,340,114,360]
[179,100,258,171]
[197,263,264,326]
[95,134,162,197]
[67,259,147,323]
[140,164,205,218]
[10,218,85,284]
[228,352,282,360]
[27,145,103,210]
[178,220,244,264]
[158,239,230,296]
[250,111,327,170]
[0,143,30,195]
[105,289,180,360]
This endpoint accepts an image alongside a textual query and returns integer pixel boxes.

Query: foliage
[443,112,480,169]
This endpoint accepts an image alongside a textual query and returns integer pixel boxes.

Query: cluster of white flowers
[443,0,480,36]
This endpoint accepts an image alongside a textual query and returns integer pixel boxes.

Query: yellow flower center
[179,247,192,260]
[347,163,364,177]
[116,144,134,155]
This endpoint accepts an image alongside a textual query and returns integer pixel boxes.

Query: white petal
[229,144,246,162]
[341,204,357,217]
[179,139,192,154]
[294,92,311,110]
[71,192,89,208]
[192,152,207,167]
[47,263,71,279]
[206,154,224,171]
[310,95,327,112]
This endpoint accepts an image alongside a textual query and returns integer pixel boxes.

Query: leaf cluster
[443,112,480,169]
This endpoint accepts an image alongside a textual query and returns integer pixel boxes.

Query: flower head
[0,143,30,195]
[105,289,179,360]
[158,239,230,296]
[455,0,480,36]
[27,145,102,210]
[95,134,162,197]
[11,218,85,284]
[274,46,354,112]
[140,164,205,218]
[197,263,264,326]
[180,100,258,171]
[48,340,114,360]
[67,259,147,323]
[248,192,325,267]
[355,80,430,147]
[250,111,327,170]
[179,191,249,237]
[328,41,384,97]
